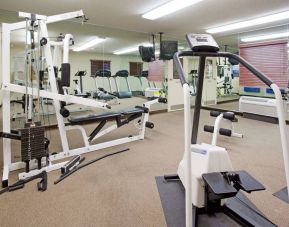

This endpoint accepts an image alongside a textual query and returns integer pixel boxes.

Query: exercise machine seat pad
[68,107,145,125]
[120,107,145,115]
[95,70,111,78]
[68,112,120,124]
[115,70,129,77]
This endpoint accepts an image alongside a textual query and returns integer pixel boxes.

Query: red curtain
[239,40,288,88]
[148,59,165,82]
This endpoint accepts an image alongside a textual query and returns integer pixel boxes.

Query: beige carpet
[0,110,289,227]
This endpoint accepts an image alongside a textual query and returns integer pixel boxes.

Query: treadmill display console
[186,33,219,52]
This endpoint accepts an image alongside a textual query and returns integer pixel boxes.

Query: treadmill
[92,70,116,101]
[135,70,149,96]
[112,70,132,98]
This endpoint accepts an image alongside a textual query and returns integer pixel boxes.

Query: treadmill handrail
[173,51,273,87]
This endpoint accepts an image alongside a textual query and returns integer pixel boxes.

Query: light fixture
[142,0,203,20]
[241,32,289,42]
[73,37,105,52]
[206,10,289,34]
[113,43,152,55]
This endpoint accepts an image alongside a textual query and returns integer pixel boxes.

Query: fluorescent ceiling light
[113,43,152,55]
[241,32,289,42]
[142,0,203,20]
[73,37,105,52]
[207,10,289,34]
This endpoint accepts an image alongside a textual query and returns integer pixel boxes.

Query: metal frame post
[2,23,12,186]
[191,56,206,144]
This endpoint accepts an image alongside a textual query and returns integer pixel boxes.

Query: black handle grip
[223,112,235,121]
[219,128,232,137]
[106,104,111,109]
[145,121,154,129]
[204,125,214,133]
[210,111,221,117]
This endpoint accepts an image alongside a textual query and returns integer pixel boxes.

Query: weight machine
[1,10,166,187]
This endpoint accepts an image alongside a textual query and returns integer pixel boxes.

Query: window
[90,60,111,76]
[129,62,143,76]
[239,40,288,88]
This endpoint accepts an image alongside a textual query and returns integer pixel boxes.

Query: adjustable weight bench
[68,106,147,125]
[68,106,151,142]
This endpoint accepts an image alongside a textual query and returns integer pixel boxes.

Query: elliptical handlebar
[173,51,273,87]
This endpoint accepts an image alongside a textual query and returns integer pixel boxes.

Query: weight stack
[20,124,46,162]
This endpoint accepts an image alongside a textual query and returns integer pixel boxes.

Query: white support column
[2,23,12,185]
[140,112,149,139]
[183,84,192,227]
[141,98,159,137]
[271,83,289,200]
[0,26,2,105]
[39,20,69,153]
[53,45,60,68]
[212,114,223,146]
[63,34,73,63]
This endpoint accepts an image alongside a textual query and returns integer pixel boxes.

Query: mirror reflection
[1,9,289,128]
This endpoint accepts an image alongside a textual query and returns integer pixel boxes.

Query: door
[167,58,188,111]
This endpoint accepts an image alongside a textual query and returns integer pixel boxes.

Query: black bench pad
[68,107,144,125]
[120,107,144,115]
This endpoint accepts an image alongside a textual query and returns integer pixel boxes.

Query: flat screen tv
[160,41,178,60]
[139,46,155,62]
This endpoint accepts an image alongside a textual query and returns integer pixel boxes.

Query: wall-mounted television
[160,41,178,60]
[139,46,155,62]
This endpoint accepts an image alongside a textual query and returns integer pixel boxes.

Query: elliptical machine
[160,34,289,227]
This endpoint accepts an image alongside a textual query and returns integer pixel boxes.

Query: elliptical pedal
[202,170,265,197]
